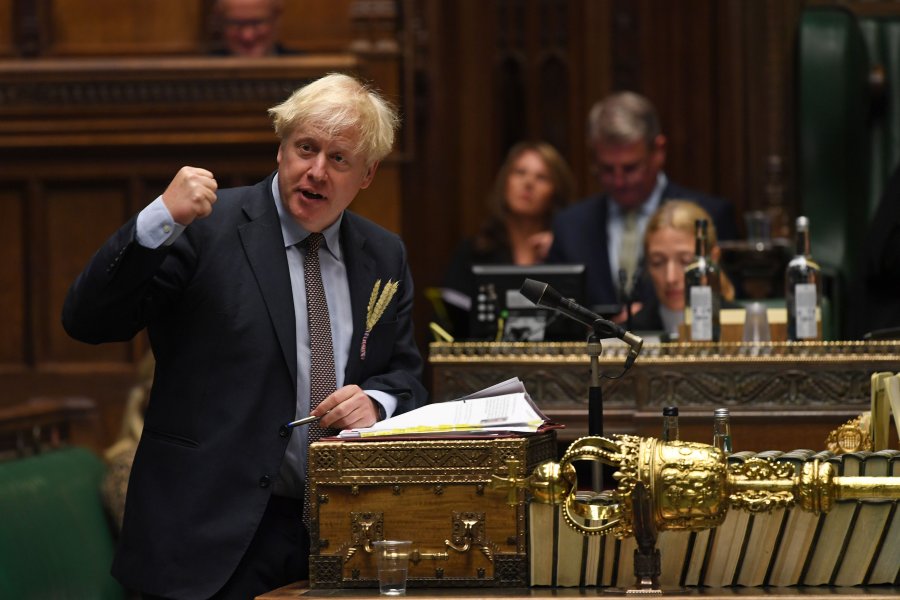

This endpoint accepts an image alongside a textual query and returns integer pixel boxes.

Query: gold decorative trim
[428,340,900,365]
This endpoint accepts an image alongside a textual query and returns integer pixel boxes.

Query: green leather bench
[798,7,900,338]
[0,447,125,599]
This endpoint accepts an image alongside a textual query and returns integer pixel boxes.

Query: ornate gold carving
[490,459,528,505]
[310,437,556,485]
[350,512,383,552]
[825,413,872,454]
[449,512,486,548]
[727,458,794,512]
[429,342,899,423]
[528,435,900,539]
[429,340,900,363]
[310,555,342,584]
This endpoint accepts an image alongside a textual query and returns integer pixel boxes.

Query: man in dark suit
[63,73,427,599]
[546,91,737,313]
[212,0,288,57]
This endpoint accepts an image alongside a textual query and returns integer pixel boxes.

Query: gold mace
[515,435,900,538]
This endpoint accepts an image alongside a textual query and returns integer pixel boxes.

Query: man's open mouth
[302,190,325,200]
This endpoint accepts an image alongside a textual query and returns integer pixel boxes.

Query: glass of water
[373,540,412,596]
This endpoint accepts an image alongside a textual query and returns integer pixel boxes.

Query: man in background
[546,91,737,315]
[213,0,288,57]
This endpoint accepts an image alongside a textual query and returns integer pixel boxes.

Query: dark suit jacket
[62,173,427,599]
[546,181,737,308]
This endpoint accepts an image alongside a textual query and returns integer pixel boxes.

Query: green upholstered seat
[0,448,124,599]
[797,7,900,338]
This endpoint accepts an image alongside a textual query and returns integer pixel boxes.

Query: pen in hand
[284,411,329,429]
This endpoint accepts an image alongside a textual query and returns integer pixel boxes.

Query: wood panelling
[0,55,359,147]
[48,0,203,56]
[0,1,11,56]
[351,164,401,234]
[41,182,132,363]
[0,0,361,57]
[0,186,25,363]
[629,1,720,199]
[282,1,354,53]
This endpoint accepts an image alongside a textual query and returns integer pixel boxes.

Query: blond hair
[268,73,399,166]
[644,200,735,301]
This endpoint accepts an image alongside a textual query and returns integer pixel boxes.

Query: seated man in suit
[213,0,289,57]
[546,91,737,316]
[63,73,427,599]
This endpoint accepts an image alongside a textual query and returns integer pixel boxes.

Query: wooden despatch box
[308,432,557,588]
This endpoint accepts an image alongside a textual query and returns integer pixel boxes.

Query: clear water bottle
[785,216,822,341]
[684,219,721,341]
[662,406,680,442]
[712,407,732,455]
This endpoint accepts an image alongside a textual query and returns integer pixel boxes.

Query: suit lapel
[238,180,298,388]
[340,213,375,382]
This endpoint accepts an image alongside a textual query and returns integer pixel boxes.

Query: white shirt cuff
[136,196,186,249]
[366,390,398,420]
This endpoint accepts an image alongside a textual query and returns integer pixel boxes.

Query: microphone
[520,278,643,369]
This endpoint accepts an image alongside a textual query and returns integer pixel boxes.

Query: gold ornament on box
[360,279,398,360]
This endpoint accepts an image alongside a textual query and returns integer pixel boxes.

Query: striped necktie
[619,210,640,293]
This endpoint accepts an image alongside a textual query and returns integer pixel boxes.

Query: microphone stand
[517,278,643,492]
[587,330,604,492]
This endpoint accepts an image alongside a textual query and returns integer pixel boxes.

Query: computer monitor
[469,264,588,341]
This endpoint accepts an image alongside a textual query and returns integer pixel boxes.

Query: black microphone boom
[520,278,643,367]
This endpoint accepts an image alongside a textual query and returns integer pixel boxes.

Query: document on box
[338,378,550,438]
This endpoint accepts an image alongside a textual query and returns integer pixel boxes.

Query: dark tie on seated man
[546,91,737,320]
[62,73,427,600]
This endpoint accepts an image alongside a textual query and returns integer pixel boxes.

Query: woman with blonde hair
[631,199,735,338]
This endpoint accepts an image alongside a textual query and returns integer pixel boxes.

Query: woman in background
[440,141,576,337]
[631,199,736,339]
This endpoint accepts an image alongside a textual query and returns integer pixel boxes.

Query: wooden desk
[259,583,900,599]
[428,340,900,451]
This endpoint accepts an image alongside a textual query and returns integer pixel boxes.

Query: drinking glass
[373,540,412,596]
[743,302,771,343]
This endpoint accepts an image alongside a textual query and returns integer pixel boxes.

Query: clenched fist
[162,166,218,226]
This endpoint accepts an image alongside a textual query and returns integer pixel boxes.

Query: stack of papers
[338,378,551,439]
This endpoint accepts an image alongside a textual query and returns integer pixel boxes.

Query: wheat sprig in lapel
[360,278,399,360]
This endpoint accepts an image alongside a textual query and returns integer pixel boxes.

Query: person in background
[212,0,288,57]
[440,141,577,338]
[63,73,427,599]
[631,199,736,339]
[546,91,737,316]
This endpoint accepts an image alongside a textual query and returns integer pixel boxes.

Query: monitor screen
[469,264,588,342]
